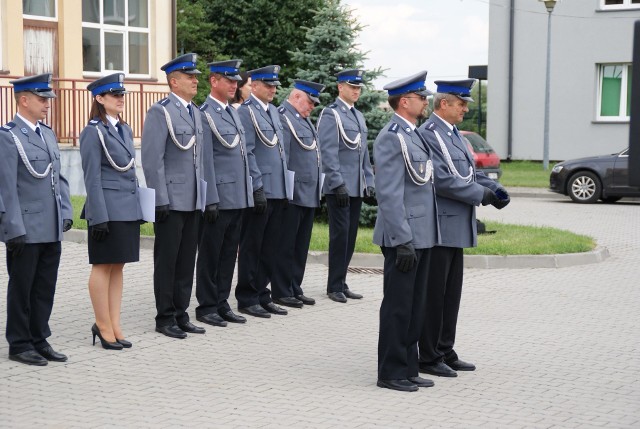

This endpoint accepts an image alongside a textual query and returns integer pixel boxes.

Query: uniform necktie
[35,126,45,142]
[187,104,194,121]
[452,126,460,138]
[225,105,234,116]
[116,123,125,141]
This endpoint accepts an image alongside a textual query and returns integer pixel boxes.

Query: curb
[64,230,609,270]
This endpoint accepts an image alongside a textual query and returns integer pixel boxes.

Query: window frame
[599,0,640,11]
[82,0,150,78]
[22,0,58,22]
[595,63,632,122]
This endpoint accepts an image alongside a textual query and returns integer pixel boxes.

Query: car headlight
[551,164,564,173]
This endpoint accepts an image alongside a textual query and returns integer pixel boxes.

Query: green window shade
[601,77,622,116]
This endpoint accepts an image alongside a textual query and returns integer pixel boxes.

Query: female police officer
[80,73,143,350]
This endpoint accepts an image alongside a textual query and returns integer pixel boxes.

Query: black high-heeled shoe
[91,324,123,350]
[116,338,132,348]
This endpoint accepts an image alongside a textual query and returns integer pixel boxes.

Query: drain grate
[347,267,384,275]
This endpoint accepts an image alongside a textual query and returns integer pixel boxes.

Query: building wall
[488,0,639,161]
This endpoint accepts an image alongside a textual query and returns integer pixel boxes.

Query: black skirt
[88,221,140,264]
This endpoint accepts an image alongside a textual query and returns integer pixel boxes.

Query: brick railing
[0,77,168,146]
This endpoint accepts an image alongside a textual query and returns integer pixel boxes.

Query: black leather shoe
[344,289,363,299]
[274,297,303,308]
[196,313,227,327]
[9,350,48,366]
[155,324,187,339]
[116,338,132,348]
[219,310,246,324]
[238,304,271,318]
[446,359,476,371]
[409,376,434,387]
[178,321,206,334]
[295,294,315,305]
[36,345,68,362]
[376,379,418,392]
[262,302,288,315]
[419,361,457,378]
[327,292,347,303]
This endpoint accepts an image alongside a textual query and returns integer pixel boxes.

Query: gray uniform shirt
[79,117,143,225]
[0,116,72,243]
[141,92,216,211]
[199,96,253,210]
[418,113,499,248]
[373,114,439,249]
[278,100,322,208]
[237,94,290,199]
[317,97,374,197]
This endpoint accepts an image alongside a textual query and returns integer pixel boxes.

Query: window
[601,0,640,10]
[82,0,149,76]
[597,64,632,121]
[23,0,57,19]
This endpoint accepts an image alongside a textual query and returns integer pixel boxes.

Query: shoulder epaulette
[39,122,52,130]
[159,97,170,106]
[389,123,399,133]
[277,106,286,114]
[1,122,16,131]
[329,103,337,108]
[242,99,252,106]
[89,119,100,125]
[199,103,208,112]
[425,121,436,131]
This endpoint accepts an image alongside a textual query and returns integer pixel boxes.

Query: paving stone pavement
[0,196,639,428]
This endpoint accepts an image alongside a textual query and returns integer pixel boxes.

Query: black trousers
[378,246,430,380]
[418,246,464,364]
[235,199,286,308]
[153,210,200,327]
[271,204,315,299]
[196,209,242,316]
[5,242,61,355]
[326,195,362,293]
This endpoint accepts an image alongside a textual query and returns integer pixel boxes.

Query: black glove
[91,222,109,242]
[492,187,511,210]
[7,235,26,256]
[481,188,499,206]
[253,187,267,214]
[334,184,350,208]
[63,219,73,232]
[364,186,376,205]
[155,204,170,223]
[395,242,417,273]
[204,204,219,223]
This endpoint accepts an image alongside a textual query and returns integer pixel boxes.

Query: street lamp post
[540,0,558,170]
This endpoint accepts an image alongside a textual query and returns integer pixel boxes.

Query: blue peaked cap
[87,73,127,97]
[383,70,433,97]
[10,73,56,98]
[434,79,476,102]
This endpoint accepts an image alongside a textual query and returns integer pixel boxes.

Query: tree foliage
[286,0,390,148]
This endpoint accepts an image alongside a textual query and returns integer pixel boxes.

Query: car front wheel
[568,171,601,203]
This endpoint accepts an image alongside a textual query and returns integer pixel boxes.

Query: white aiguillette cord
[95,125,135,172]
[396,132,433,186]
[433,129,473,183]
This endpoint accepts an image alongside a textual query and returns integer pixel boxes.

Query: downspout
[507,0,515,160]
[171,0,177,57]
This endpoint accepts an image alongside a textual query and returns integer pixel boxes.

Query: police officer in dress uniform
[80,73,143,350]
[374,71,438,392]
[417,79,510,377]
[195,59,253,327]
[235,65,291,318]
[317,69,374,303]
[141,54,218,339]
[0,73,73,365]
[270,80,326,308]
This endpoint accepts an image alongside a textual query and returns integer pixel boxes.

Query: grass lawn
[499,160,554,188]
[71,196,594,255]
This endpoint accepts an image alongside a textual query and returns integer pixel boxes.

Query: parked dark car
[549,148,640,203]
[460,131,502,180]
